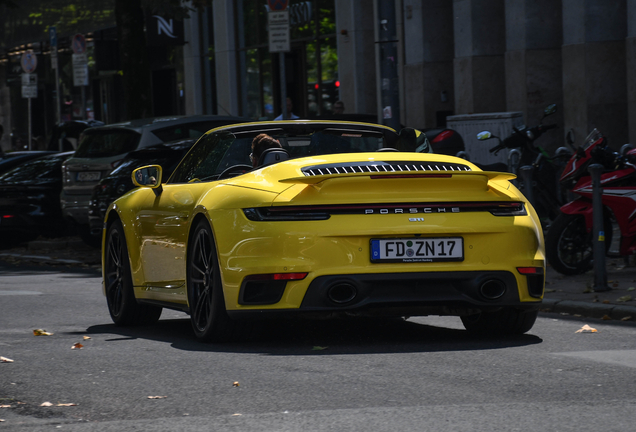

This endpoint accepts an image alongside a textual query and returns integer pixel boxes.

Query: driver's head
[251,134,282,167]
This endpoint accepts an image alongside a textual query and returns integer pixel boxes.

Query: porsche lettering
[364,207,460,214]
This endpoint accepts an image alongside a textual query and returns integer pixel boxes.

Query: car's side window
[169,132,235,183]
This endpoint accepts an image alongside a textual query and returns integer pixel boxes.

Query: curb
[541,298,636,321]
[0,252,84,265]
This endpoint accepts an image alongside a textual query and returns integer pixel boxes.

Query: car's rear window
[151,121,237,142]
[74,130,141,158]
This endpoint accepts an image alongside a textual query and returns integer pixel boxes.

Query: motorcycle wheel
[546,212,612,276]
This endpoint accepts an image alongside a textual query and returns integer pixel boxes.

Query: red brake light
[431,130,455,143]
[517,267,543,275]
[244,273,308,281]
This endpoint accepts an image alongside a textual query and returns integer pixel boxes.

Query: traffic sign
[49,26,57,48]
[21,51,37,74]
[22,73,37,98]
[267,0,288,11]
[73,53,89,86]
[72,34,86,54]
[268,10,290,53]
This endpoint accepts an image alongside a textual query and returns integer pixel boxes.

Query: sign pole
[50,27,62,135]
[267,1,290,119]
[28,97,32,151]
[280,53,287,119]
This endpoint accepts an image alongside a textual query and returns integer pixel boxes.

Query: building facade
[1,0,636,155]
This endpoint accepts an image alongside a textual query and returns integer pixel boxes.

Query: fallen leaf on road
[56,403,77,407]
[575,325,598,333]
[628,287,635,291]
[617,295,632,302]
[312,346,328,351]
[0,356,13,363]
[621,316,632,321]
[602,300,610,304]
[233,381,240,387]
[544,288,556,293]
[71,343,83,350]
[582,287,593,293]
[0,405,11,408]
[232,413,242,416]
[83,336,91,340]
[602,315,611,320]
[147,396,167,399]
[40,402,53,407]
[33,329,53,336]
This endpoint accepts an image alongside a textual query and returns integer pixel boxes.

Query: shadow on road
[83,316,542,356]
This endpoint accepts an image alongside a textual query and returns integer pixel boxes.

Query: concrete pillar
[505,0,562,151]
[212,1,240,116]
[562,0,628,147]
[183,8,204,115]
[453,0,506,115]
[335,0,377,115]
[628,0,636,145]
[402,0,454,128]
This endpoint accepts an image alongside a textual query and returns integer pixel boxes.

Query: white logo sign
[154,16,177,38]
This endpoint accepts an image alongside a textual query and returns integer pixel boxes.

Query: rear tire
[187,219,247,342]
[461,308,538,335]
[104,220,162,326]
[545,212,612,276]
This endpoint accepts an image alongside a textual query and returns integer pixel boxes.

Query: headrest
[258,148,290,167]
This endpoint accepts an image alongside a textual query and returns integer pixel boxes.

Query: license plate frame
[370,237,464,263]
[76,171,101,182]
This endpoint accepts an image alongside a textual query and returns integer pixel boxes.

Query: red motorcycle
[546,129,636,275]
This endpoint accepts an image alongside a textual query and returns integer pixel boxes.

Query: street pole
[28,97,32,151]
[589,163,610,292]
[280,53,287,120]
[376,0,400,130]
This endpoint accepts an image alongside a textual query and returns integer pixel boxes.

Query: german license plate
[77,171,100,182]
[370,237,463,263]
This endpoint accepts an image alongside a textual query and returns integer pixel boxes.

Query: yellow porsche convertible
[102,121,544,342]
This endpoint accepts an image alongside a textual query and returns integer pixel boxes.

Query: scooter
[474,104,570,224]
[545,129,636,275]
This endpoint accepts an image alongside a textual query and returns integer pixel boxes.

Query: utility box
[446,112,524,165]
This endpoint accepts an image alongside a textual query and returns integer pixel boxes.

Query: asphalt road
[1,262,636,431]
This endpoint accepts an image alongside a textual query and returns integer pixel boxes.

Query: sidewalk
[543,257,636,322]
[1,237,636,322]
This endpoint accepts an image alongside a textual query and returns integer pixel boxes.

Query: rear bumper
[227,270,543,320]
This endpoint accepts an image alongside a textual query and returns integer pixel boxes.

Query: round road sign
[267,0,288,11]
[21,50,37,73]
[72,34,87,54]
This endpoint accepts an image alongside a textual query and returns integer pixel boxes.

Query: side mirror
[132,165,163,189]
[543,103,557,117]
[398,128,432,153]
[477,131,493,141]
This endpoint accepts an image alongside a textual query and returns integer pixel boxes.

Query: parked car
[0,151,75,243]
[61,115,248,246]
[88,139,196,241]
[0,151,57,176]
[47,120,104,151]
[101,120,544,342]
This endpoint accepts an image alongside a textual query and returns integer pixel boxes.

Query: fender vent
[301,161,471,177]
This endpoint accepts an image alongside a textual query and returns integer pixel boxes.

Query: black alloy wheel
[104,219,162,326]
[187,219,244,342]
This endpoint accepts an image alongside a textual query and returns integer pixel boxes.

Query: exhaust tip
[327,283,357,304]
[479,279,506,300]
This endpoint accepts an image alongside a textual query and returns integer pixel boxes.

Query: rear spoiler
[278,170,516,185]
